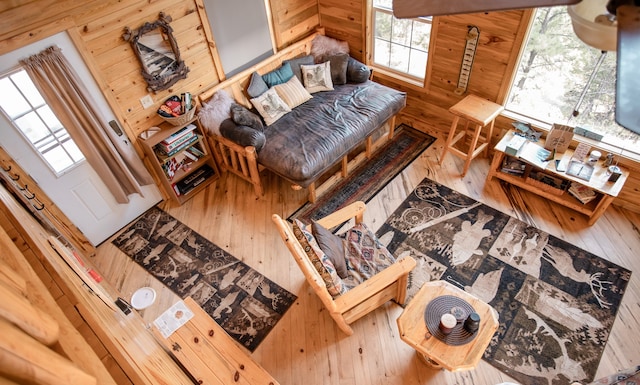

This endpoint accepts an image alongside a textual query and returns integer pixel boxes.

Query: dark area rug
[377,177,631,385]
[288,124,435,223]
[112,206,296,352]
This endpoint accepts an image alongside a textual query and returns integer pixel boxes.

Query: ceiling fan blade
[392,0,581,18]
[615,4,640,133]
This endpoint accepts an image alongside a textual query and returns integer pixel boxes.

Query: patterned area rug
[288,124,435,223]
[377,178,631,385]
[112,206,296,352]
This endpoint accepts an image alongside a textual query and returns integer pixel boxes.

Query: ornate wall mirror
[123,12,189,92]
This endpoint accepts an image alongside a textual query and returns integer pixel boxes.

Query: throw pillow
[328,53,349,85]
[262,62,294,88]
[292,219,347,297]
[343,223,396,284]
[250,87,291,126]
[310,35,349,63]
[230,103,264,131]
[282,54,314,83]
[273,76,313,109]
[247,71,269,98]
[311,221,348,279]
[219,118,266,152]
[301,62,334,93]
[197,89,234,136]
[346,57,371,84]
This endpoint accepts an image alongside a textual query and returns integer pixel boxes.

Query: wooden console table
[152,297,279,385]
[487,130,629,225]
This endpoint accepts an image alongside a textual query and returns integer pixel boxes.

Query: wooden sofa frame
[198,29,399,203]
[272,201,416,335]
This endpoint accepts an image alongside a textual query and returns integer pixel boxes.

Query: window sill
[370,66,426,91]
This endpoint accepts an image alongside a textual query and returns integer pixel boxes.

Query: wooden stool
[439,95,504,176]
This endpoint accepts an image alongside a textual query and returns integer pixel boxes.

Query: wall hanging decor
[455,25,480,95]
[123,12,189,92]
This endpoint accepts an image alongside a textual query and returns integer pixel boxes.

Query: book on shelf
[173,164,215,196]
[160,123,197,145]
[568,182,597,204]
[156,134,199,157]
[566,160,594,181]
[501,156,527,175]
[185,145,205,158]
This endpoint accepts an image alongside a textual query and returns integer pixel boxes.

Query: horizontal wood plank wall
[318,0,365,60]
[271,0,320,50]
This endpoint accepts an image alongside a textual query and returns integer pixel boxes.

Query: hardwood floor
[93,136,640,385]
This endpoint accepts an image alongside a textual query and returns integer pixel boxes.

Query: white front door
[0,32,162,246]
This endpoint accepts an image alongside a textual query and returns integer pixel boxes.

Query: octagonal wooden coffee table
[397,280,499,371]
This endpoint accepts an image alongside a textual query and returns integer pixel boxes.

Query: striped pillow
[273,76,313,109]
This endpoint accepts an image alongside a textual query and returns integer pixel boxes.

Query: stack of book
[156,124,198,157]
[568,182,597,204]
[173,164,216,196]
[501,156,527,175]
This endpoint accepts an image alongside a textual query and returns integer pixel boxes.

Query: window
[372,0,432,79]
[506,7,639,151]
[0,68,85,175]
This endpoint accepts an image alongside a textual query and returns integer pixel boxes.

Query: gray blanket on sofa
[258,80,406,187]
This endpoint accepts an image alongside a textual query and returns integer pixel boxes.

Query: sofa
[197,30,406,202]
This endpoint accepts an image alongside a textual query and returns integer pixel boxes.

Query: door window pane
[0,69,85,175]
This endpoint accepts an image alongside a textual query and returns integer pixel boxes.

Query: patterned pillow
[292,219,347,297]
[249,88,291,126]
[342,223,396,284]
[301,62,334,93]
[273,76,313,109]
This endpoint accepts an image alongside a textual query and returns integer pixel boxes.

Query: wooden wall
[271,0,320,50]
[318,0,367,60]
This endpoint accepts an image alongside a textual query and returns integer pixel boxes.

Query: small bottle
[464,312,480,333]
[439,313,457,335]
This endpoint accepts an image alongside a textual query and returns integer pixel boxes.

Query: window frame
[369,1,433,86]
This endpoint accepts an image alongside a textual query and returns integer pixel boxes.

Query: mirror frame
[123,12,189,92]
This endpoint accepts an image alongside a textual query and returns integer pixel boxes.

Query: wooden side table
[397,280,499,371]
[439,95,504,176]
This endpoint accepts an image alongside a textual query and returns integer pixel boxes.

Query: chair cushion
[292,219,347,297]
[342,223,396,285]
[311,221,347,278]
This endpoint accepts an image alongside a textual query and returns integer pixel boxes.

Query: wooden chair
[272,201,416,336]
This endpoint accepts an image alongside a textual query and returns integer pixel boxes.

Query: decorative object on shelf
[454,26,480,95]
[607,165,622,182]
[123,12,189,92]
[544,123,574,153]
[157,94,195,126]
[512,121,541,141]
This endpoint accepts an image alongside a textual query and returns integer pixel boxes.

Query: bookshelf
[487,130,629,225]
[139,118,219,204]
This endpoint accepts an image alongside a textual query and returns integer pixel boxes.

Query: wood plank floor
[93,136,640,385]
